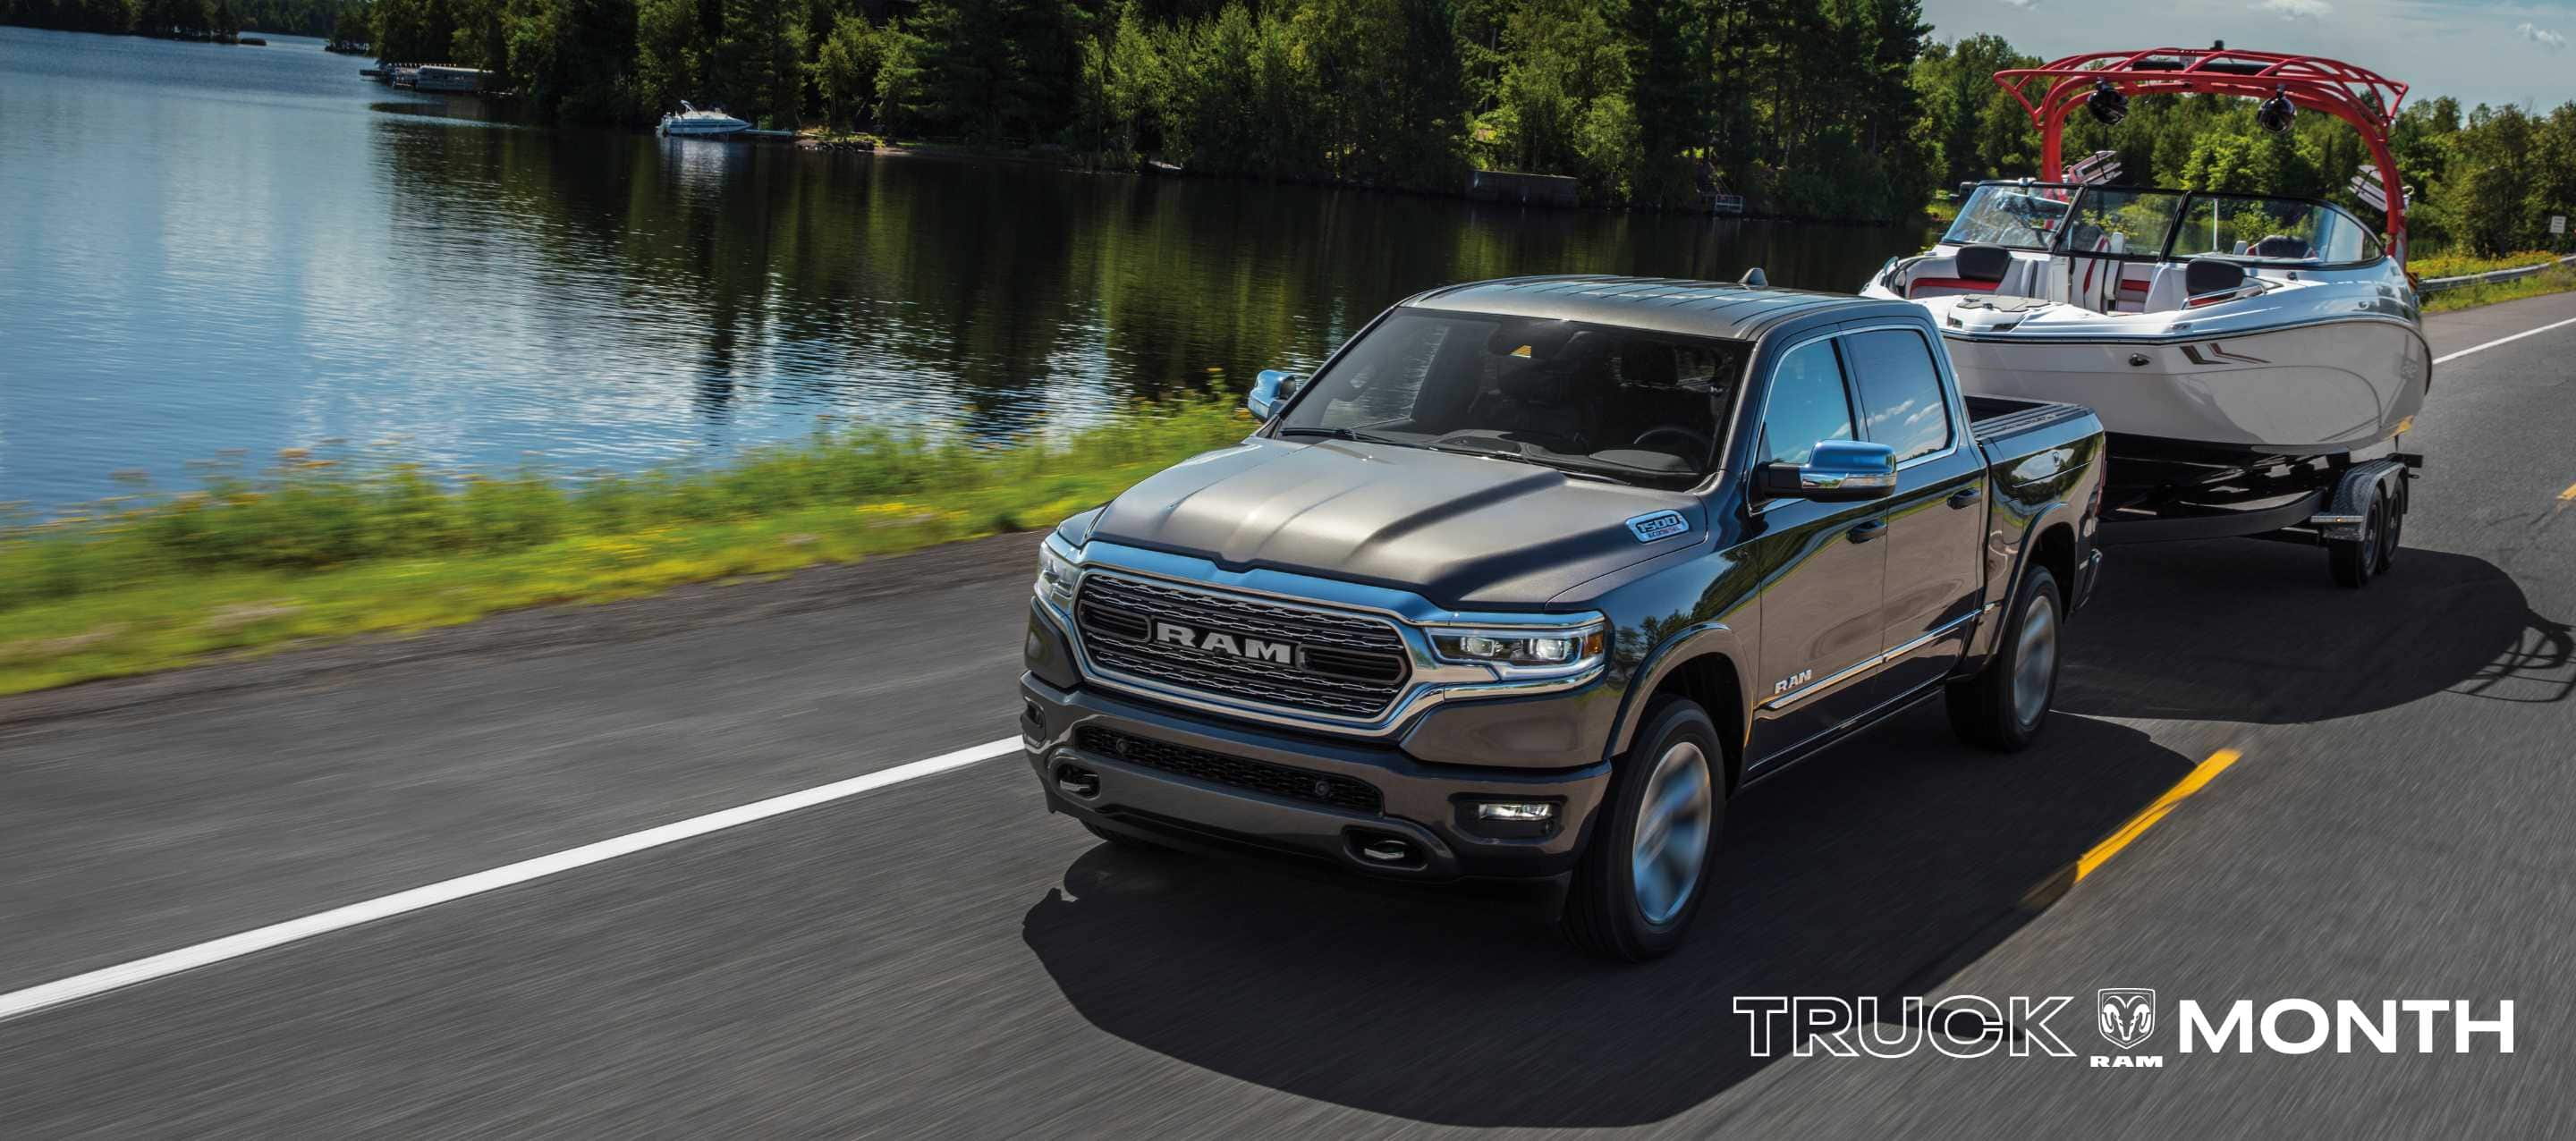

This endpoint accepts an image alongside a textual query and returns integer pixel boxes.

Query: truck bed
[1965,394,2096,446]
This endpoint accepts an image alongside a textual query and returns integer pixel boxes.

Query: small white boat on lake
[658,103,751,138]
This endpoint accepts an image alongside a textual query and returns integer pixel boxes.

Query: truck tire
[1946,563,2062,752]
[1562,696,1724,962]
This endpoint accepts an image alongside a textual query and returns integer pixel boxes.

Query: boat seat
[2140,263,2190,313]
[1907,243,2017,299]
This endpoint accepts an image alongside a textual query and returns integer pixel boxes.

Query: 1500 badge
[1627,511,1690,543]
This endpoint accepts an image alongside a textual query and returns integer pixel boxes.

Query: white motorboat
[1860,47,2430,484]
[657,102,751,138]
[1867,182,2429,463]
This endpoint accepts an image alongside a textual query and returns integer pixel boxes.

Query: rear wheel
[1562,696,1724,962]
[2328,486,2386,588]
[1947,563,2063,752]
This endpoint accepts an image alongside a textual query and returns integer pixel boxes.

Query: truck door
[1843,326,1985,697]
[1745,336,1892,767]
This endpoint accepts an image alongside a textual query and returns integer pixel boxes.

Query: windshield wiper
[1433,448,1636,485]
[1277,426,1405,446]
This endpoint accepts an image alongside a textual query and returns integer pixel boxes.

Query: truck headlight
[1428,621,1606,671]
[1036,543,1079,610]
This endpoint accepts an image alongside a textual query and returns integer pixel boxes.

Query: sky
[1919,0,2576,112]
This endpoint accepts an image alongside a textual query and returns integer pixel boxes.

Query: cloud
[2516,23,2568,51]
[2256,0,2332,19]
[1992,0,2039,8]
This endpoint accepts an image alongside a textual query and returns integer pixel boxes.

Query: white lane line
[2435,315,2576,365]
[0,737,1024,1024]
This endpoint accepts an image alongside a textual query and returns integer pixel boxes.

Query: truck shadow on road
[1021,540,2565,1127]
[1021,712,2192,1128]
[2059,540,2572,720]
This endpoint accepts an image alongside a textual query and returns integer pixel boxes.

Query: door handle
[1844,519,1887,544]
[1947,486,1984,510]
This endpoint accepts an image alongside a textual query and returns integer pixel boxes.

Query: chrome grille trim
[1041,538,1614,739]
[1074,572,1411,719]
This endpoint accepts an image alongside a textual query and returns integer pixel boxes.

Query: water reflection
[0,26,1928,508]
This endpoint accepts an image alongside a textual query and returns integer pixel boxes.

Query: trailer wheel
[2376,480,2405,575]
[2327,486,2386,588]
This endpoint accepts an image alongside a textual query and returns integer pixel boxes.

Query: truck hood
[1084,437,1707,610]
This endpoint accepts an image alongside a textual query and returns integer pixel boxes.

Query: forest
[7,0,2575,246]
[3,0,352,39]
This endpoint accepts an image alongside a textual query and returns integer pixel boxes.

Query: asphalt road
[5,294,2576,1136]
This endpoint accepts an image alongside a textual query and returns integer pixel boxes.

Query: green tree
[710,0,803,126]
[812,12,885,131]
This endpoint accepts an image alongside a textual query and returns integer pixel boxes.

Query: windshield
[2167,194,2383,263]
[2057,187,2188,256]
[1276,309,1748,482]
[1946,183,2385,266]
[1942,185,2072,250]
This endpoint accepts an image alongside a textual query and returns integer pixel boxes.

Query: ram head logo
[2097,988,2156,1050]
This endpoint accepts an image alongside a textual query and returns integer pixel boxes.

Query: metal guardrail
[2417,253,2576,294]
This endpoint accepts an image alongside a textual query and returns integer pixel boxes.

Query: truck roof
[1401,275,1921,342]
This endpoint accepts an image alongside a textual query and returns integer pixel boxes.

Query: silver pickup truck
[1020,276,2108,959]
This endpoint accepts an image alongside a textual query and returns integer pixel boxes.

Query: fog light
[1476,802,1555,822]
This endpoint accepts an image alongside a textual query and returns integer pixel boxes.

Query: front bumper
[1021,673,1612,882]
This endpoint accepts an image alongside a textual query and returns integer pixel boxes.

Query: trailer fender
[2310,459,2411,543]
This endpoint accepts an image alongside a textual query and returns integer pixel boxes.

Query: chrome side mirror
[1247,369,1302,420]
[1757,440,1898,503]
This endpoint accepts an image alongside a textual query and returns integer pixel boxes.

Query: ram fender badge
[1626,510,1690,543]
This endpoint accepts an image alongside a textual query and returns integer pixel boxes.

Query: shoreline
[4,282,2573,698]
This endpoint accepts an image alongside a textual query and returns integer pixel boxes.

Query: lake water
[0,26,1928,511]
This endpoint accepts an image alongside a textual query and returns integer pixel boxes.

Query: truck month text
[1733,993,2514,1067]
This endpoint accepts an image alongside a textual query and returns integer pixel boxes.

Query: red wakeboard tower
[1991,46,2412,259]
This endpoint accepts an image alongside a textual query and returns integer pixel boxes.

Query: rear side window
[1842,329,1953,462]
[1758,340,1854,467]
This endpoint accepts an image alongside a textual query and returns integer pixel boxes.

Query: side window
[1758,340,1855,467]
[1842,329,1953,463]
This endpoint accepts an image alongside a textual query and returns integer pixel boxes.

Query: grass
[6,255,2572,698]
[0,399,1251,697]
[2421,264,2576,314]
[2411,249,2569,280]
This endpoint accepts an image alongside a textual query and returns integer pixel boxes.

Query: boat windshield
[2166,194,2383,263]
[2057,187,2188,256]
[1948,182,2384,266]
[1942,186,2072,250]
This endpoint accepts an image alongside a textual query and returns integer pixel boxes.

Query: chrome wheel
[1631,740,1714,926]
[2011,592,2059,731]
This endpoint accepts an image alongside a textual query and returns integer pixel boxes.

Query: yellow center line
[2073,748,2241,881]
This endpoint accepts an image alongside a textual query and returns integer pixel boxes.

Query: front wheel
[1946,563,2063,752]
[1561,696,1724,962]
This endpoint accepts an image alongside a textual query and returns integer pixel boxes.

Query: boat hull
[1939,317,2429,458]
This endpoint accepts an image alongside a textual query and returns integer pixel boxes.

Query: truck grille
[1072,572,1412,720]
[1075,726,1382,814]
